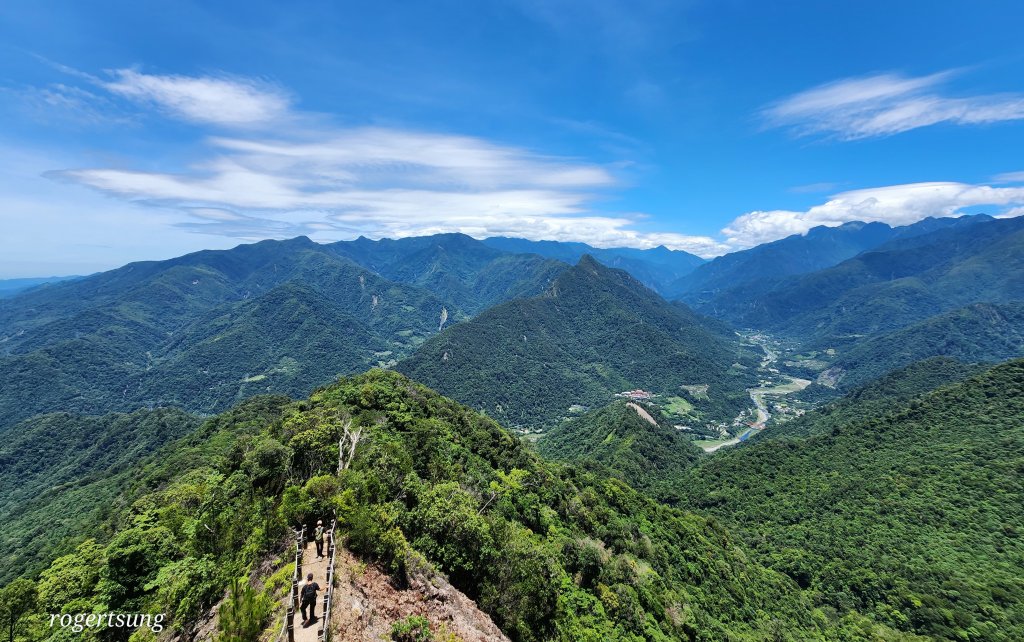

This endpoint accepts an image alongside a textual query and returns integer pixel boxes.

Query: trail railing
[281,525,306,642]
[276,518,337,642]
[318,518,338,642]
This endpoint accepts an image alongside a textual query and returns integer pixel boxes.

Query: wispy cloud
[992,170,1024,183]
[48,69,722,256]
[764,70,1024,140]
[722,181,1024,247]
[101,69,292,126]
[788,181,840,194]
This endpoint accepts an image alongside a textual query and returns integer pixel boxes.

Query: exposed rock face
[331,547,510,642]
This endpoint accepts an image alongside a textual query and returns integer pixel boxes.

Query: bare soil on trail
[330,547,510,642]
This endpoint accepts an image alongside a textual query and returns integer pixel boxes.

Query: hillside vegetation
[537,400,702,503]
[680,359,1024,641]
[399,256,756,427]
[6,370,834,642]
[0,236,566,427]
[482,236,705,296]
[0,408,201,583]
[820,302,1024,390]
[700,216,1023,343]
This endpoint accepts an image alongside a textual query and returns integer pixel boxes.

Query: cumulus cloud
[764,70,1024,140]
[722,181,1024,247]
[101,69,291,126]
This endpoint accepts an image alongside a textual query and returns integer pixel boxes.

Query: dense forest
[680,359,1024,641]
[537,400,702,503]
[2,370,847,642]
[3,230,1023,642]
[399,256,756,428]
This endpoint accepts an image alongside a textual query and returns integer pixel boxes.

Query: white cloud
[722,181,1024,247]
[55,117,721,255]
[993,170,1024,183]
[764,71,1024,140]
[102,69,291,126]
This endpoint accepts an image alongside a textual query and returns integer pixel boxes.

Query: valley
[5,6,1024,641]
[694,331,811,452]
[2,221,1023,642]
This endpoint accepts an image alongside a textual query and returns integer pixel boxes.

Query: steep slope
[482,236,705,295]
[671,216,987,305]
[537,399,702,502]
[718,215,1024,341]
[0,397,290,588]
[778,357,984,439]
[398,256,755,427]
[328,233,569,314]
[0,238,451,427]
[135,282,392,413]
[0,408,202,583]
[817,302,1024,390]
[681,359,1024,641]
[11,369,825,641]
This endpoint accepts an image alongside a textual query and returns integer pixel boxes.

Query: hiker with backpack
[300,572,321,626]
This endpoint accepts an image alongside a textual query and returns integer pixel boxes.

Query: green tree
[0,579,37,642]
[216,578,270,642]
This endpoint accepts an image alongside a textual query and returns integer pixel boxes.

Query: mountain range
[671,215,992,306]
[3,218,1024,641]
[710,214,1024,341]
[0,235,567,427]
[482,236,705,296]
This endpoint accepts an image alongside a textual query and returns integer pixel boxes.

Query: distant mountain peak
[576,253,603,272]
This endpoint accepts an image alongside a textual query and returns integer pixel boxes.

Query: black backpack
[301,582,318,601]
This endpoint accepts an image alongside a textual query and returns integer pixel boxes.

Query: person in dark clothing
[300,572,320,625]
[314,520,325,559]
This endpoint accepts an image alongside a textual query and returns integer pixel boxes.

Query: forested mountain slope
[818,302,1024,390]
[0,275,83,298]
[537,399,702,503]
[482,236,705,295]
[0,408,202,583]
[670,216,986,305]
[680,358,1024,641]
[398,256,756,427]
[779,357,983,440]
[328,233,569,314]
[5,370,839,642]
[714,215,1024,341]
[0,236,566,427]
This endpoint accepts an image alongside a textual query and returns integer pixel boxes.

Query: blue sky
[2,0,1024,276]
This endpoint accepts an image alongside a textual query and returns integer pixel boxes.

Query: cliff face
[331,547,511,642]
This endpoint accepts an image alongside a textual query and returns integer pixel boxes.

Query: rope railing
[274,518,338,642]
[317,518,338,642]
[282,525,306,642]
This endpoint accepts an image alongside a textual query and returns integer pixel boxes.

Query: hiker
[314,519,325,559]
[300,572,320,625]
